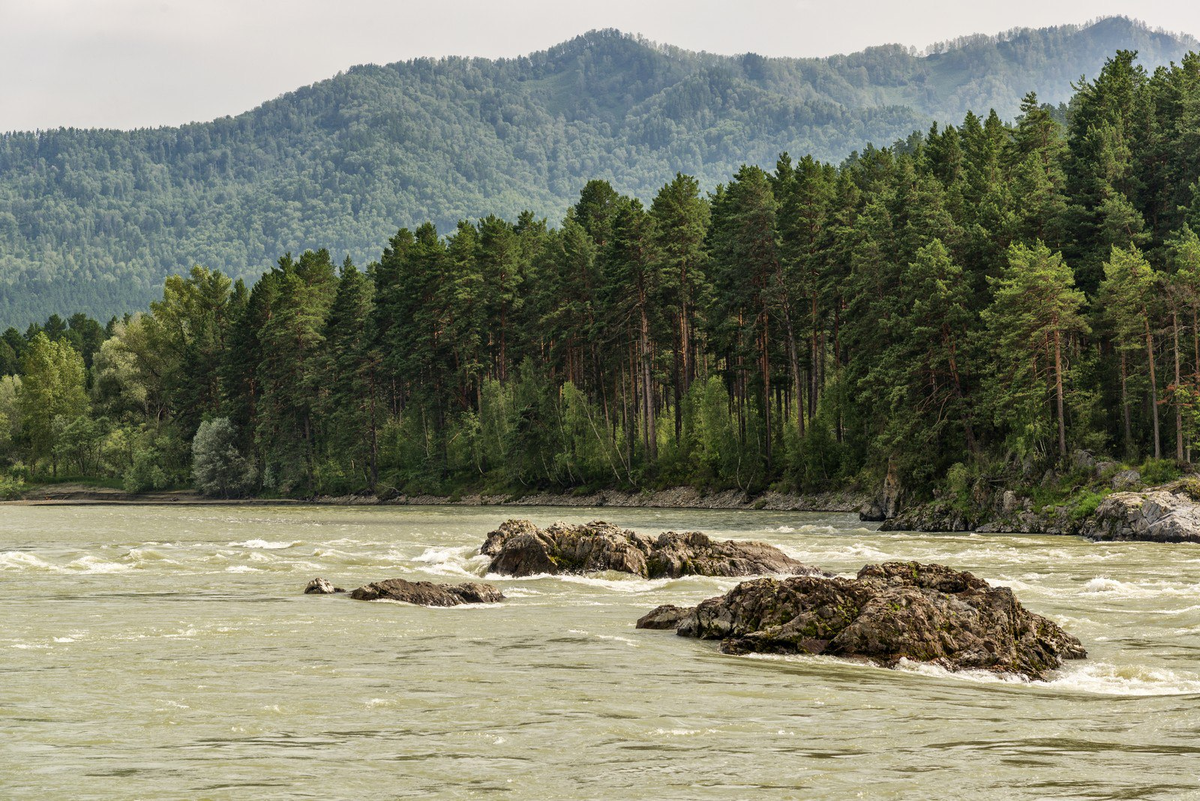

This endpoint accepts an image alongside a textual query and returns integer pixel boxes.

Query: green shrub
[123,448,169,494]
[1139,458,1182,486]
[1071,490,1109,521]
[0,474,25,500]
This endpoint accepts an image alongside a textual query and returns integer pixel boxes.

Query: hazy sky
[3,0,1199,131]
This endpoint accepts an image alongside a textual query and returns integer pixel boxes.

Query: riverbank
[4,482,871,512]
[882,477,1200,543]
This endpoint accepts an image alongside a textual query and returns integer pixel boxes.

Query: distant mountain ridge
[0,15,1195,327]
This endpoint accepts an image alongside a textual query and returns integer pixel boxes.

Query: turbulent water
[3,505,1200,799]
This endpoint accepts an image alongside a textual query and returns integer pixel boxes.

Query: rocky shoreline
[880,479,1200,543]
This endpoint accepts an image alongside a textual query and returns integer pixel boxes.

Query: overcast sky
[3,0,1199,132]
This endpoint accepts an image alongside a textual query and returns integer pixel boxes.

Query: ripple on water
[226,539,301,550]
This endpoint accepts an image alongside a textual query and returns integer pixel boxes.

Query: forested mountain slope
[0,16,1193,326]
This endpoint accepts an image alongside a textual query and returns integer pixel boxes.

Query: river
[2,504,1199,799]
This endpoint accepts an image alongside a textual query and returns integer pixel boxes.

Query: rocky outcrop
[1081,481,1200,543]
[879,502,977,532]
[635,604,693,630]
[481,519,825,579]
[304,577,345,594]
[349,578,505,606]
[1110,469,1143,491]
[666,561,1085,679]
[860,459,902,521]
[884,479,1200,541]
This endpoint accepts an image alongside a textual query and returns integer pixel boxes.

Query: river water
[2,504,1200,799]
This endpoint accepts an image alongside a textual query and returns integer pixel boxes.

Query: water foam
[650,728,720,737]
[0,551,58,571]
[67,555,131,573]
[411,545,488,577]
[895,658,1200,696]
[1078,576,1200,599]
[228,539,300,550]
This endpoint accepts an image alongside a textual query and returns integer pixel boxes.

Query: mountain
[0,16,1195,327]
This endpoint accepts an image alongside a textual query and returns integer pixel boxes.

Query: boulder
[1081,481,1200,543]
[481,519,824,579]
[636,604,694,630]
[859,459,902,521]
[304,577,345,594]
[1111,469,1142,491]
[349,578,505,606]
[669,561,1085,680]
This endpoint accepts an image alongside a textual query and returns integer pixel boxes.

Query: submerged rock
[303,577,345,594]
[481,519,824,579]
[1082,481,1200,543]
[667,561,1085,680]
[349,578,505,606]
[635,604,693,630]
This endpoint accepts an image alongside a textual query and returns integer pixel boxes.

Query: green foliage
[0,473,24,500]
[1070,490,1110,521]
[18,333,88,473]
[1138,458,1183,486]
[123,448,169,494]
[192,417,257,498]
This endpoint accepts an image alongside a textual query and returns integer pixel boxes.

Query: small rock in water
[304,577,345,594]
[635,604,694,630]
[663,561,1086,680]
[349,578,505,607]
[481,519,824,579]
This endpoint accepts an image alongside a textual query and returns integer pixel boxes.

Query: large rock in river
[481,519,823,579]
[666,561,1085,680]
[349,578,505,606]
[635,604,693,630]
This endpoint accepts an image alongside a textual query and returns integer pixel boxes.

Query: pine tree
[1100,245,1161,458]
[983,243,1089,461]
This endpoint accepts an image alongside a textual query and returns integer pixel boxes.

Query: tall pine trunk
[1120,350,1133,458]
[1175,309,1184,461]
[639,302,657,461]
[1054,328,1067,461]
[1145,314,1161,459]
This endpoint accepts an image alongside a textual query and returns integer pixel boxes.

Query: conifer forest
[4,50,1200,503]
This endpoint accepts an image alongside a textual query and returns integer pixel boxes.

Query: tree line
[3,50,1200,501]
